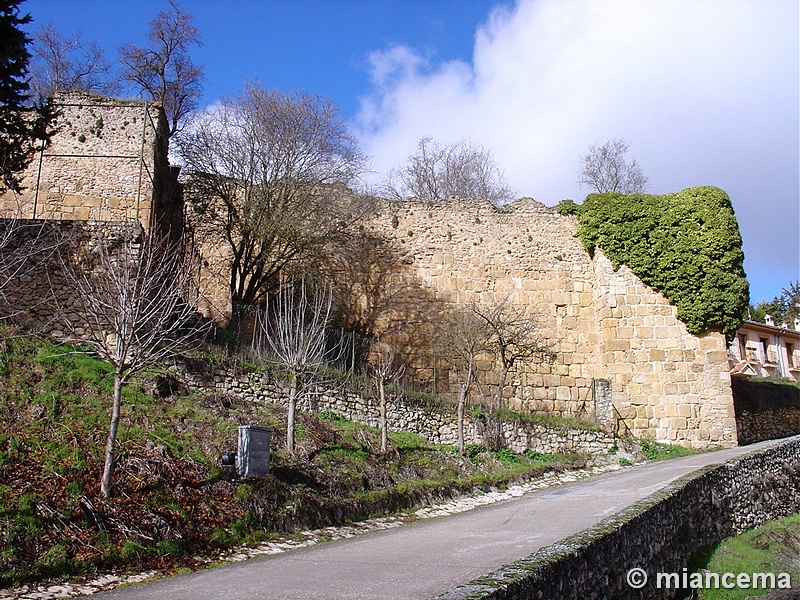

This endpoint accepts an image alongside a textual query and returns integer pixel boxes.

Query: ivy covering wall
[560,186,749,340]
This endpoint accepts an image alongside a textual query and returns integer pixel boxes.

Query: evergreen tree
[0,0,50,193]
[750,281,800,326]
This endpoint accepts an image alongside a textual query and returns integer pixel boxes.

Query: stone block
[699,336,723,350]
[654,326,671,338]
[706,350,729,363]
[605,340,629,351]
[671,416,688,429]
[616,326,634,339]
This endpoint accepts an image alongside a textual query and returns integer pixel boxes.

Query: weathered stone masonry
[0,219,144,337]
[0,92,181,234]
[0,93,750,449]
[364,199,736,448]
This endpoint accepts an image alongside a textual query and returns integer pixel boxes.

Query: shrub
[493,448,521,463]
[556,199,579,215]
[465,443,486,458]
[574,186,748,340]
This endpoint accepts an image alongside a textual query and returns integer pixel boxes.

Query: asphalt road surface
[95,437,791,600]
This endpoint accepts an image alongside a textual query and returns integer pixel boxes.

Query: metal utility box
[237,425,271,477]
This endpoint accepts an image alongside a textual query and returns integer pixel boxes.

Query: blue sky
[20,0,800,306]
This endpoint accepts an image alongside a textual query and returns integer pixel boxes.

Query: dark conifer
[0,0,51,193]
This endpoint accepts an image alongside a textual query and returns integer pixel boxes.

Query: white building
[729,317,800,382]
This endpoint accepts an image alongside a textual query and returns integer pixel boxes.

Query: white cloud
[352,0,799,302]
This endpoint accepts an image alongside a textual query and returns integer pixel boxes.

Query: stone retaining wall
[731,378,800,445]
[437,436,800,599]
[176,364,617,456]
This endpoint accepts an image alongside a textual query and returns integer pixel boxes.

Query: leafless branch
[118,0,203,136]
[254,278,336,453]
[0,218,62,323]
[577,138,649,194]
[470,298,555,413]
[367,340,405,452]
[436,308,492,454]
[178,83,367,330]
[29,22,118,102]
[57,223,209,497]
[384,137,514,205]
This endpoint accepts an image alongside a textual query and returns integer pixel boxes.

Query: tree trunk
[457,359,474,456]
[287,371,298,453]
[101,373,123,497]
[379,377,388,452]
[495,365,511,412]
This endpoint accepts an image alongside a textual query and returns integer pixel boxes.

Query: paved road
[96,437,792,600]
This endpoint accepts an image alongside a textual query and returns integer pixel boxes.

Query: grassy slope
[0,334,586,587]
[692,513,800,599]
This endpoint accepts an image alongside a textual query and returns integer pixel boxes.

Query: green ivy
[574,186,749,341]
[556,199,579,215]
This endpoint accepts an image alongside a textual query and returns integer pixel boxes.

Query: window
[759,338,769,363]
[760,338,778,365]
[737,334,747,360]
[787,342,798,369]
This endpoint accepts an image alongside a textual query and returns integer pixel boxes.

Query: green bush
[556,199,579,215]
[493,448,521,463]
[574,186,748,340]
[318,410,347,423]
[639,438,694,461]
[523,449,560,463]
[465,443,486,458]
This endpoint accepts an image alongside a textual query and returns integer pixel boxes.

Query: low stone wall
[731,377,800,445]
[177,364,616,456]
[437,436,800,599]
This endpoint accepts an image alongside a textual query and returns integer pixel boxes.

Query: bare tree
[437,309,492,455]
[0,218,61,320]
[119,0,203,136]
[367,341,405,452]
[29,22,117,102]
[472,299,554,412]
[178,82,367,331]
[255,279,334,453]
[58,225,206,497]
[384,137,514,205]
[577,138,649,194]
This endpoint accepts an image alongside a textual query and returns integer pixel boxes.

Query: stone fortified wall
[363,198,736,448]
[0,92,179,233]
[0,219,144,337]
[0,92,739,448]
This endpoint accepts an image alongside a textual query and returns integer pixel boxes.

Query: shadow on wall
[731,377,800,445]
[0,219,144,335]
